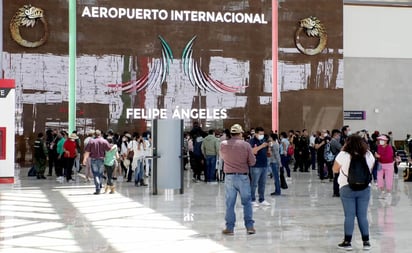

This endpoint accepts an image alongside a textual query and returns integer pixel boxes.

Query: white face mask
[379,140,386,146]
[122,138,127,142]
[323,133,328,137]
[257,135,264,141]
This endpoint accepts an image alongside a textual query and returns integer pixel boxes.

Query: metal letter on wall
[152,119,183,195]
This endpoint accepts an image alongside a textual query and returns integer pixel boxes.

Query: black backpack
[347,155,371,191]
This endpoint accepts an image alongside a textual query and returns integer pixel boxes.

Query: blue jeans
[340,185,370,239]
[270,162,281,195]
[91,158,104,192]
[224,174,254,230]
[134,159,144,182]
[280,155,291,177]
[250,166,268,202]
[205,155,217,182]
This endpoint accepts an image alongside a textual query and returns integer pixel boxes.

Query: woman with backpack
[332,135,375,251]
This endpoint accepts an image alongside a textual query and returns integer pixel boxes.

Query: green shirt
[57,137,66,155]
[104,145,118,166]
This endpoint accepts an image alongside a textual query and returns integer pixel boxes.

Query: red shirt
[377,144,394,164]
[63,139,77,158]
[220,136,256,173]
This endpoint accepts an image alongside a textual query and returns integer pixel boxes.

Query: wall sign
[344,110,366,120]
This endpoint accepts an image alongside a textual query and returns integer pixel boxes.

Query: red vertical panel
[272,0,278,132]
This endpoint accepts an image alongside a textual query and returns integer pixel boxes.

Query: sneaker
[363,241,371,250]
[337,241,352,250]
[378,192,386,199]
[251,201,259,207]
[222,228,234,235]
[67,179,75,183]
[270,192,280,196]
[246,227,256,234]
[56,176,63,181]
[259,200,271,206]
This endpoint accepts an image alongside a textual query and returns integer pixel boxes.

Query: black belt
[226,173,248,175]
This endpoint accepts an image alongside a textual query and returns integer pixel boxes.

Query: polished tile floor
[1,164,411,253]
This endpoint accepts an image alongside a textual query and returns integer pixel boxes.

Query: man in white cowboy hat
[82,129,111,194]
[220,124,256,235]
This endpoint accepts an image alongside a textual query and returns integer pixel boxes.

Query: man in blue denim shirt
[220,124,256,235]
[249,127,270,207]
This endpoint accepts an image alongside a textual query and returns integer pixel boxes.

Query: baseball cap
[230,124,244,134]
[377,135,388,141]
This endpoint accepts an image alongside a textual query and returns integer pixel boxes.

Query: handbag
[127,142,134,159]
[404,165,412,182]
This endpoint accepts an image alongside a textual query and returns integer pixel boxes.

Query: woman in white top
[143,138,152,177]
[129,133,147,187]
[121,134,132,182]
[332,135,375,251]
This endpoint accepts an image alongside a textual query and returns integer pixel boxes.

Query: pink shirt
[220,136,256,173]
[377,144,394,164]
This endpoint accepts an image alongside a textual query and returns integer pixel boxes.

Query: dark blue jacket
[249,137,268,167]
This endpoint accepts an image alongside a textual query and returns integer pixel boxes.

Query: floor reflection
[1,164,412,253]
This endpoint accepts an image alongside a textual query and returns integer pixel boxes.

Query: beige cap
[69,133,79,139]
[230,124,244,134]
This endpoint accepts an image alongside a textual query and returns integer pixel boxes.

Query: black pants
[64,157,75,181]
[192,156,204,181]
[48,150,56,175]
[318,160,326,180]
[333,173,340,195]
[55,156,64,177]
[127,158,133,182]
[295,153,310,172]
[105,164,114,186]
[326,161,334,180]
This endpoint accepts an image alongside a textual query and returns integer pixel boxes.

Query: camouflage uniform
[33,137,48,178]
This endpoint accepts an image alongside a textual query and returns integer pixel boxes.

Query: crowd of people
[213,123,402,251]
[30,123,405,250]
[32,128,153,194]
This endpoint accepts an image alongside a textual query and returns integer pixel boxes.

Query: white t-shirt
[128,140,145,159]
[335,150,375,188]
[144,139,152,157]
